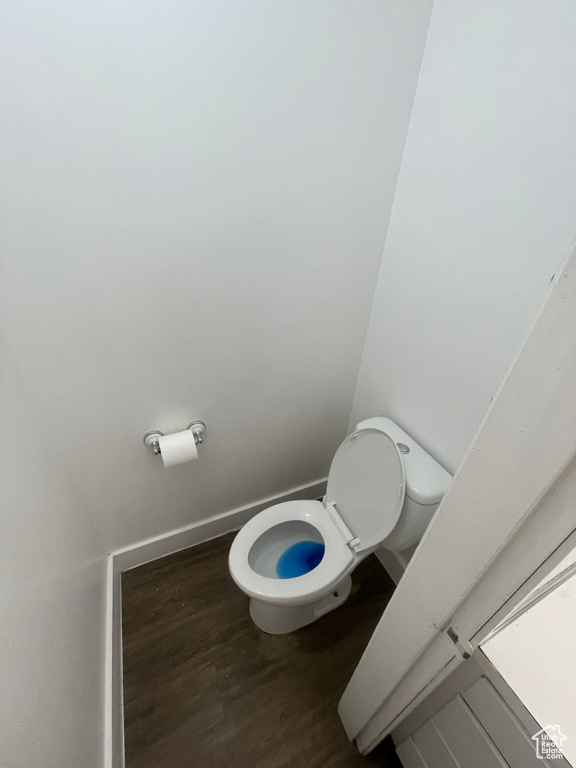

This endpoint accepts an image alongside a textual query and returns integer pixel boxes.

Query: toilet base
[249,575,353,635]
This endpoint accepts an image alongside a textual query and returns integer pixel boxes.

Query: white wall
[0,0,433,552]
[350,0,576,472]
[0,333,107,768]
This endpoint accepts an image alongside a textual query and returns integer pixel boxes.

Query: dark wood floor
[122,531,402,768]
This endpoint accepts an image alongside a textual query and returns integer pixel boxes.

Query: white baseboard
[104,555,125,768]
[375,545,417,586]
[112,477,328,572]
[375,548,406,585]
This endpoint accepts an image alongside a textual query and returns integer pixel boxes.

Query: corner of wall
[104,555,125,768]
[346,1,435,438]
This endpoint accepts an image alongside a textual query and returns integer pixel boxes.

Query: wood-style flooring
[122,531,402,768]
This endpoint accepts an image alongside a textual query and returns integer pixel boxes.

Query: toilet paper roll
[158,430,198,468]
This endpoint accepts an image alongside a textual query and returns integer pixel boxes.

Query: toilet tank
[355,417,452,552]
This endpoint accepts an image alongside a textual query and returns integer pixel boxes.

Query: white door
[481,547,576,766]
[338,246,576,753]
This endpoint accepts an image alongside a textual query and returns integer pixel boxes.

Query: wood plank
[122,531,401,768]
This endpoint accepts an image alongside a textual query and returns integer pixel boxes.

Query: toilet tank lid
[355,418,452,506]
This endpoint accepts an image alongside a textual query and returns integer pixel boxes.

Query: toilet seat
[326,427,405,551]
[229,426,406,607]
[229,500,354,605]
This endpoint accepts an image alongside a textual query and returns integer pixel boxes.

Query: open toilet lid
[326,428,405,553]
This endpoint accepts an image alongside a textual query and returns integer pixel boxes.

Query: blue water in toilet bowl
[276,541,326,579]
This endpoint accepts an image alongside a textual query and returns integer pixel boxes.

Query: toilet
[228,417,452,634]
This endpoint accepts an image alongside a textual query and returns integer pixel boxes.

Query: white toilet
[228,417,451,634]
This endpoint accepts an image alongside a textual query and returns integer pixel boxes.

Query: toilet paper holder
[143,421,206,456]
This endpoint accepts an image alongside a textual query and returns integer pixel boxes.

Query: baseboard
[104,554,125,768]
[375,546,417,586]
[375,548,406,585]
[112,478,328,572]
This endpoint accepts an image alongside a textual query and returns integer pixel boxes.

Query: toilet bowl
[229,418,451,634]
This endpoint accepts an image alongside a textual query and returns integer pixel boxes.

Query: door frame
[338,242,576,753]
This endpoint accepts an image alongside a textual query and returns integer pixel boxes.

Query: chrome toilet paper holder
[143,421,207,456]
